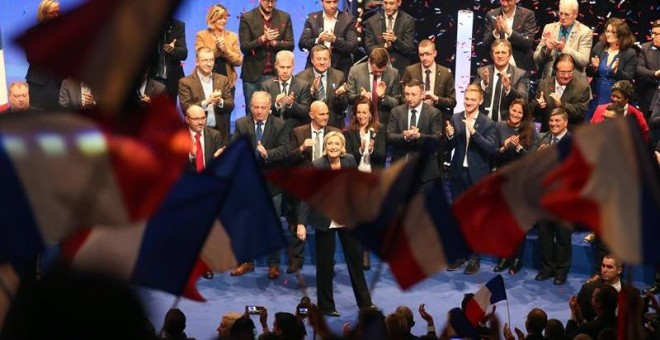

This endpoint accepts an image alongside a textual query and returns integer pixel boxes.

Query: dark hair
[310,44,330,58]
[369,47,390,68]
[545,319,565,340]
[508,98,534,150]
[405,78,425,91]
[230,316,256,339]
[599,17,636,50]
[349,97,381,133]
[274,312,304,339]
[653,19,660,29]
[163,308,186,336]
[594,284,618,315]
[526,308,548,334]
[385,313,409,340]
[550,107,569,121]
[491,38,513,53]
[605,103,625,117]
[553,53,575,71]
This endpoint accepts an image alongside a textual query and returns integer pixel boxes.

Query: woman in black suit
[297,131,374,317]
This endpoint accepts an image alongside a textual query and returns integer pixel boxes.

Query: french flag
[0,25,7,112]
[464,275,507,326]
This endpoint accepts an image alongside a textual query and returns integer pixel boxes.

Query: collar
[311,124,324,134]
[502,6,516,20]
[554,79,569,90]
[409,102,423,113]
[552,129,568,140]
[494,64,510,75]
[560,23,574,34]
[313,69,327,78]
[196,69,212,82]
[385,11,398,22]
[323,10,338,21]
[254,117,268,125]
[423,63,436,74]
[189,128,203,138]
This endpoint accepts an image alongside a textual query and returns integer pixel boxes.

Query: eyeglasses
[556,70,574,76]
[652,31,660,36]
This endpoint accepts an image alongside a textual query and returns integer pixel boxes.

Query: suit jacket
[531,76,590,131]
[231,115,289,195]
[537,130,571,149]
[178,69,234,125]
[446,112,496,184]
[345,128,386,169]
[297,154,357,231]
[635,41,660,113]
[260,77,312,133]
[534,20,593,79]
[483,6,537,72]
[473,64,530,122]
[298,11,358,76]
[239,8,294,83]
[289,124,342,166]
[402,62,457,115]
[195,29,243,88]
[58,78,83,110]
[149,19,187,97]
[565,314,617,340]
[491,121,539,168]
[346,63,402,127]
[363,10,416,75]
[188,127,224,172]
[25,66,62,110]
[295,67,347,128]
[387,103,443,183]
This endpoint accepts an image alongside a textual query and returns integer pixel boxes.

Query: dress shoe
[446,259,465,271]
[643,285,660,295]
[230,262,255,277]
[508,258,522,275]
[323,310,341,317]
[267,266,280,280]
[464,258,480,275]
[553,276,567,285]
[202,271,214,280]
[493,258,510,272]
[535,272,554,281]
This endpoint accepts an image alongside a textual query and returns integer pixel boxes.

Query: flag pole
[505,299,511,327]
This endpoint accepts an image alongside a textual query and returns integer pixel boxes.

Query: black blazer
[482,6,537,72]
[297,154,357,231]
[636,42,660,113]
[148,19,187,97]
[259,77,312,132]
[531,76,590,131]
[344,128,386,169]
[188,127,224,172]
[295,67,347,128]
[363,10,416,75]
[446,112,496,184]
[298,11,358,76]
[473,64,530,122]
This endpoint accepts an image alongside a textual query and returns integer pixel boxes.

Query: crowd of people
[2,0,660,338]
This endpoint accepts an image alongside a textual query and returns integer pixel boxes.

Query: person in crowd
[2,81,33,114]
[134,69,166,107]
[491,98,538,274]
[149,18,187,99]
[298,0,358,77]
[260,50,312,133]
[178,47,234,146]
[482,0,537,73]
[531,53,590,131]
[346,47,402,130]
[567,284,618,339]
[590,80,650,140]
[635,20,660,119]
[586,17,637,121]
[387,79,444,191]
[161,308,194,340]
[25,0,62,110]
[297,131,374,317]
[385,313,409,340]
[185,105,225,173]
[295,44,348,129]
[216,312,242,339]
[58,78,98,110]
[544,319,565,340]
[239,0,294,116]
[363,0,416,75]
[195,4,243,96]
[473,39,530,123]
[445,84,496,274]
[394,304,438,338]
[503,307,547,340]
[229,91,289,279]
[229,316,257,340]
[533,0,593,80]
[401,39,457,116]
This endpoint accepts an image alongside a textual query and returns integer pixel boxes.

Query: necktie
[491,74,503,121]
[424,69,431,92]
[313,131,322,160]
[551,136,559,145]
[256,121,264,142]
[317,74,326,101]
[371,74,379,122]
[556,85,564,97]
[409,109,417,130]
[387,15,394,32]
[195,133,204,172]
[281,82,288,96]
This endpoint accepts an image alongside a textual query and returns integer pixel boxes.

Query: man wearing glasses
[531,53,590,131]
[533,0,592,80]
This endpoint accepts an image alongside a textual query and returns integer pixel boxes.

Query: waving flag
[464,275,507,326]
[0,25,7,112]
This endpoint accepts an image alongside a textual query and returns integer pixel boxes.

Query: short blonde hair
[206,4,229,28]
[37,0,59,23]
[323,131,346,156]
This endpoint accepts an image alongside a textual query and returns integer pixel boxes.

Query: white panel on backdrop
[454,10,474,113]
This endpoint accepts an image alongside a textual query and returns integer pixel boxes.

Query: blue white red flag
[464,275,507,326]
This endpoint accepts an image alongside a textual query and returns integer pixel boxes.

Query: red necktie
[372,75,379,121]
[195,132,204,172]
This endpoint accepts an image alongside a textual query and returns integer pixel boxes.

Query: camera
[296,297,312,319]
[246,305,264,315]
[297,307,308,316]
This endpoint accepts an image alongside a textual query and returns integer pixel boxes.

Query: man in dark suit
[535,107,572,286]
[363,0,416,75]
[346,47,401,129]
[295,45,348,129]
[445,84,496,274]
[58,78,98,111]
[482,0,536,73]
[239,0,294,116]
[531,53,590,132]
[1,82,34,114]
[575,255,633,322]
[387,79,443,190]
[298,0,358,77]
[184,105,225,173]
[635,20,660,116]
[149,18,187,100]
[260,50,312,134]
[473,39,529,123]
[402,39,456,117]
[179,47,234,146]
[566,284,618,339]
[229,91,289,279]
[135,71,167,107]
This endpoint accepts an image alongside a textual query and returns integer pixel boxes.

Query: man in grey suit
[387,79,444,191]
[363,0,416,75]
[473,39,530,123]
[229,91,290,279]
[260,51,312,133]
[298,0,358,77]
[483,0,537,73]
[534,0,592,80]
[295,45,348,128]
[346,47,401,129]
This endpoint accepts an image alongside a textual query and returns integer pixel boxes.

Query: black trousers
[315,227,372,312]
[538,220,572,278]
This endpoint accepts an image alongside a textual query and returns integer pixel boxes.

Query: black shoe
[553,276,567,285]
[643,285,660,295]
[202,271,214,280]
[447,259,465,271]
[323,310,341,317]
[493,258,510,272]
[464,258,480,275]
[535,272,554,281]
[508,258,522,274]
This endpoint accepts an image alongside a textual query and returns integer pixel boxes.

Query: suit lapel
[203,129,214,164]
[191,72,205,100]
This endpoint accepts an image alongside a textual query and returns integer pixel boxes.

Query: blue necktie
[256,121,263,142]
